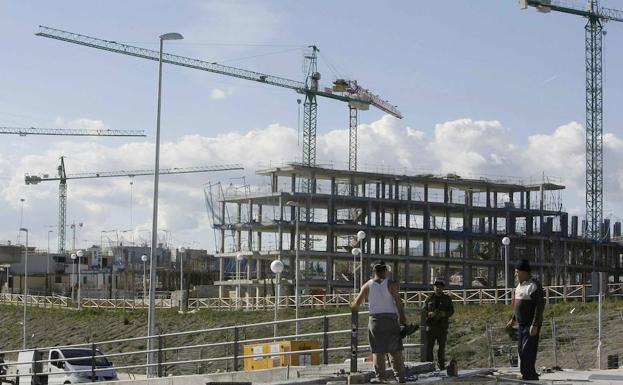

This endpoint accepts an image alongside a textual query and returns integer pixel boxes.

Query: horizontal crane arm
[0,126,146,137]
[37,26,304,92]
[523,0,623,22]
[25,164,243,184]
[36,26,373,106]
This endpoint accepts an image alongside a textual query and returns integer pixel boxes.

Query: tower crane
[35,26,402,174]
[0,126,145,137]
[25,156,243,254]
[520,0,623,240]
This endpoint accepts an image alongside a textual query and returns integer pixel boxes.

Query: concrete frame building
[213,164,623,297]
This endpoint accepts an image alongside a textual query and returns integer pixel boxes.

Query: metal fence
[2,283,621,310]
[0,310,422,383]
[483,309,623,371]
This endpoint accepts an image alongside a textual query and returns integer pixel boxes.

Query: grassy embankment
[1,300,621,373]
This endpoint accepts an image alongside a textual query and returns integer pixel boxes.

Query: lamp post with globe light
[352,231,366,292]
[141,255,148,305]
[502,236,511,305]
[19,227,28,349]
[71,252,77,302]
[71,250,84,310]
[270,259,284,339]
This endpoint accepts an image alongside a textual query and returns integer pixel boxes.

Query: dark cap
[433,279,445,287]
[373,261,387,272]
[515,259,531,272]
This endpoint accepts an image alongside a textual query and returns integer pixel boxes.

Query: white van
[47,348,118,384]
[12,348,117,385]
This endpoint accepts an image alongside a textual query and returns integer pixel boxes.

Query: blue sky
[1,1,622,251]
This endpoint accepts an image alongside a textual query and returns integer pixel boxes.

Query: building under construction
[211,164,623,297]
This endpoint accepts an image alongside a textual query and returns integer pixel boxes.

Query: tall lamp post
[19,227,28,349]
[270,259,284,339]
[147,31,183,378]
[502,236,511,305]
[352,231,366,292]
[47,230,53,295]
[141,255,148,305]
[70,253,77,302]
[285,200,300,336]
[71,251,84,310]
[179,247,187,312]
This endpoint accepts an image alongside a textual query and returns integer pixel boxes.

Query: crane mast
[521,0,623,240]
[0,126,145,137]
[26,157,243,253]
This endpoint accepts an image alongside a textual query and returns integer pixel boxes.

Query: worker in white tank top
[368,278,399,315]
[352,261,406,383]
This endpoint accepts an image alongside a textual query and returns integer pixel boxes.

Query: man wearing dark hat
[506,259,544,381]
[424,279,454,370]
[352,261,406,383]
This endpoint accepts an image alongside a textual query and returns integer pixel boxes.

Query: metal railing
[1,283,622,310]
[0,309,423,382]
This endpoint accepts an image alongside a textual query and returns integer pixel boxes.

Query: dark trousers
[518,325,540,380]
[425,328,447,369]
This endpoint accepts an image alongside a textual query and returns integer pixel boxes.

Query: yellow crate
[243,340,320,371]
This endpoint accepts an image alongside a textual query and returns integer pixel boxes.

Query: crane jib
[36,26,381,109]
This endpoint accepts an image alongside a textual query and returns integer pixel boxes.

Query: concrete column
[258,204,263,251]
[463,262,471,289]
[291,174,296,193]
[278,196,283,251]
[272,172,278,193]
[326,256,333,294]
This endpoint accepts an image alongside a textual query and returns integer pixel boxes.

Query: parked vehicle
[11,348,117,384]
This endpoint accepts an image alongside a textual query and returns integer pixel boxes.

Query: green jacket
[424,293,454,330]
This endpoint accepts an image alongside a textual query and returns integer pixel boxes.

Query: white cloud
[2,115,623,252]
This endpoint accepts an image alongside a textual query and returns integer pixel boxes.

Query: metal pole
[22,229,28,349]
[359,244,363,292]
[237,258,241,310]
[72,257,76,301]
[274,273,280,339]
[179,249,183,311]
[78,256,81,310]
[47,230,51,296]
[353,252,357,293]
[504,244,509,305]
[143,261,147,305]
[147,36,165,377]
[294,208,300,337]
[597,272,602,369]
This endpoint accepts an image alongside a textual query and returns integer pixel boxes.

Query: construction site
[209,163,623,298]
[2,2,623,384]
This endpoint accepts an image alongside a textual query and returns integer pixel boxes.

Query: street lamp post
[356,231,366,288]
[70,253,77,302]
[502,236,511,305]
[47,230,53,295]
[147,31,183,378]
[270,259,284,339]
[71,251,84,310]
[285,200,300,336]
[179,247,186,312]
[141,255,148,305]
[19,227,28,349]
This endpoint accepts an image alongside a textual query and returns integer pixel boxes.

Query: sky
[1,0,622,253]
